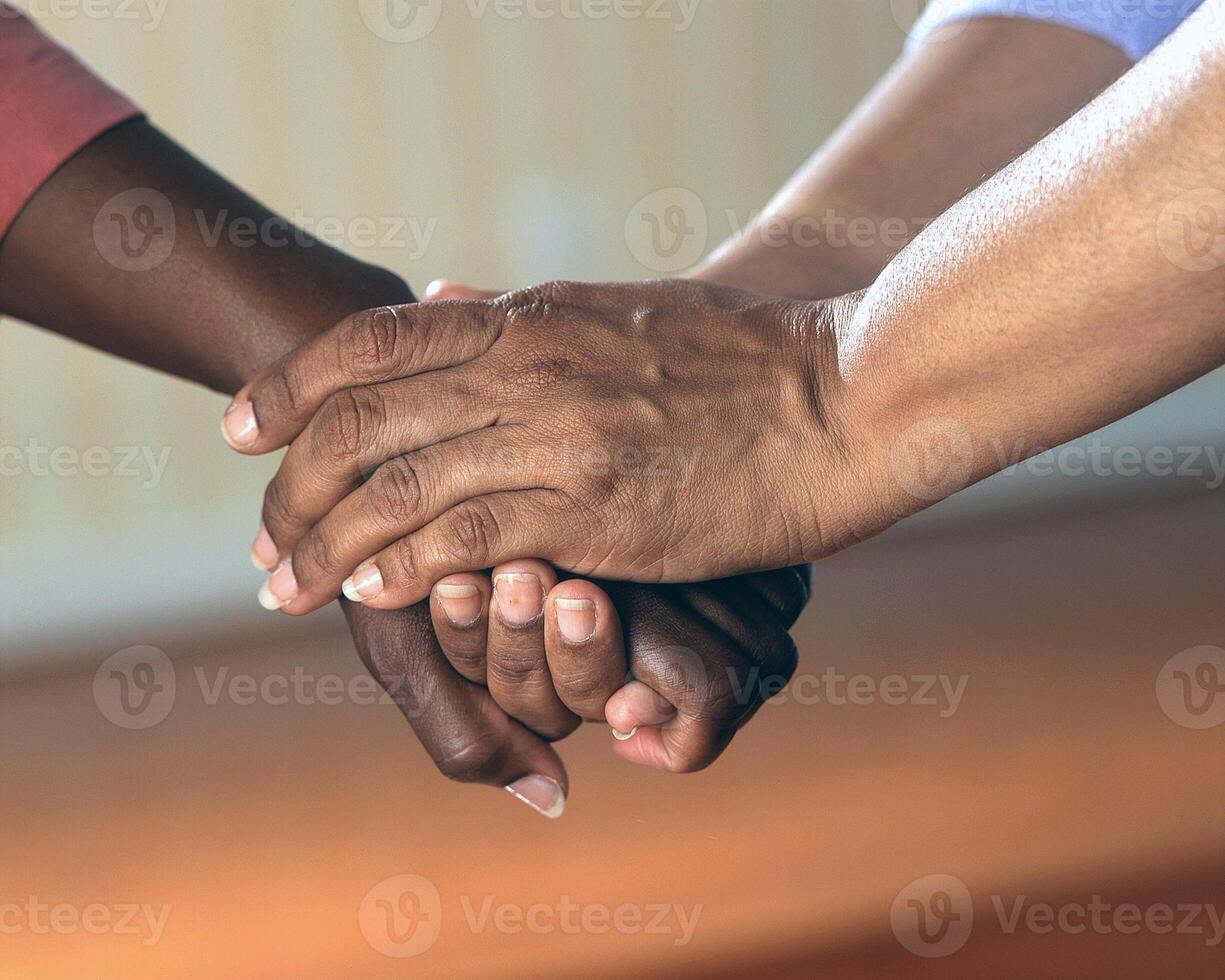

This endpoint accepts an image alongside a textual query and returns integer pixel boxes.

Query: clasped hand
[226,278,863,612]
[221,277,867,783]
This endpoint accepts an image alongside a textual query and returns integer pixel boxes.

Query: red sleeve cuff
[0,8,143,240]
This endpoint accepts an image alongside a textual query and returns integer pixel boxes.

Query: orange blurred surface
[2,486,1223,978]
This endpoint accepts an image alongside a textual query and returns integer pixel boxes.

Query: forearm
[0,119,412,394]
[694,20,1130,299]
[841,4,1225,529]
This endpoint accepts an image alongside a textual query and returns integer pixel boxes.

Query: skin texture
[230,277,853,604]
[843,5,1225,525]
[403,20,1135,747]
[231,19,1139,610]
[2,20,1144,797]
[0,120,809,809]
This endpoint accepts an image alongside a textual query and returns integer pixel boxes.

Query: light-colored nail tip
[435,583,479,599]
[493,572,539,586]
[554,597,595,611]
[505,778,566,820]
[341,578,364,603]
[612,727,639,742]
[258,582,286,611]
[250,549,274,572]
[220,403,258,450]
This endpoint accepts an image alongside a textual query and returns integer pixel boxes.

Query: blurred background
[1,2,1223,977]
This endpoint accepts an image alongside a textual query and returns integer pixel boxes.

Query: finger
[256,377,504,583]
[425,279,502,301]
[221,301,501,455]
[599,585,758,774]
[340,490,573,610]
[429,572,492,685]
[485,560,578,740]
[605,680,678,751]
[544,579,630,722]
[264,425,544,615]
[344,601,568,819]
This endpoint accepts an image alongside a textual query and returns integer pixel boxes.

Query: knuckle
[314,387,384,461]
[689,669,744,724]
[443,502,501,567]
[267,359,306,416]
[262,477,299,535]
[750,566,812,625]
[369,455,425,525]
[387,536,420,583]
[433,729,509,784]
[769,633,800,684]
[295,530,336,583]
[486,650,546,688]
[440,646,487,682]
[556,668,614,712]
[342,306,410,377]
[501,280,569,319]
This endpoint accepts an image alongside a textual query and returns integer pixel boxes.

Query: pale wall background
[2,0,1221,661]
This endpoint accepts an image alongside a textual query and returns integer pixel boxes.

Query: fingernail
[612,726,639,741]
[342,564,384,603]
[493,573,543,627]
[554,597,597,643]
[505,775,566,819]
[424,279,445,299]
[250,524,278,571]
[221,401,259,450]
[258,560,297,610]
[434,582,482,627]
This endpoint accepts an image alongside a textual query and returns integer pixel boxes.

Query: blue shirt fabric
[907,0,1205,61]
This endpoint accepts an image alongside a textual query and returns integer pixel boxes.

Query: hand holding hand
[225,278,866,613]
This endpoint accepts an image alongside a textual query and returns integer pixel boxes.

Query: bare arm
[0,119,572,798]
[695,19,1132,299]
[843,2,1225,535]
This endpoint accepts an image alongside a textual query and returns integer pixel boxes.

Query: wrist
[788,289,915,561]
[227,261,414,391]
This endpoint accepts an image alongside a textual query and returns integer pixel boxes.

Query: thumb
[424,279,503,301]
